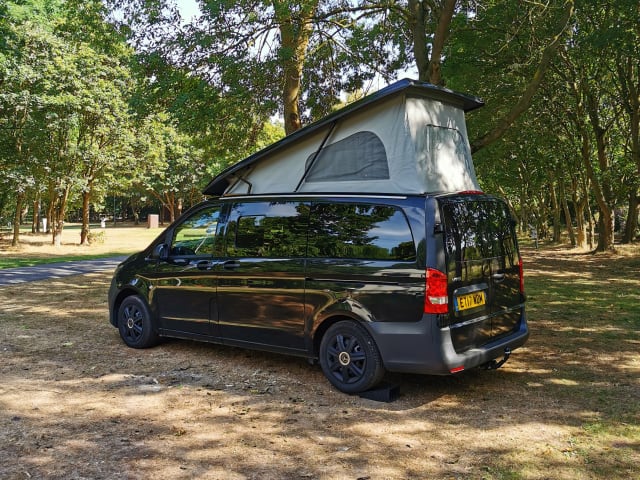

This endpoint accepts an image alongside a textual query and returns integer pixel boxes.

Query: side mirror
[150,243,168,261]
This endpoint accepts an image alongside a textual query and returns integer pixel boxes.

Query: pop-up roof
[203,78,484,197]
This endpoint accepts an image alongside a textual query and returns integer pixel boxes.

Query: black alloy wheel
[117,295,159,349]
[319,320,385,394]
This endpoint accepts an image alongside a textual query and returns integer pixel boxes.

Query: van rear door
[438,194,524,352]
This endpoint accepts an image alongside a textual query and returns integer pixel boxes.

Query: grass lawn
[0,223,164,269]
[519,245,640,479]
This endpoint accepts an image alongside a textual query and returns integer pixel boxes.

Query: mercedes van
[108,192,527,393]
[108,79,528,394]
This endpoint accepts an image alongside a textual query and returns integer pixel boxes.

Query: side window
[309,203,416,261]
[170,206,222,257]
[235,215,266,254]
[226,201,309,258]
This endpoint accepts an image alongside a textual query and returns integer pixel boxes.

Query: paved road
[0,256,128,286]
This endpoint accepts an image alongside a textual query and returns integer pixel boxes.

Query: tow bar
[483,347,511,370]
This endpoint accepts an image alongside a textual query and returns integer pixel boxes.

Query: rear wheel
[319,321,385,394]
[117,295,160,348]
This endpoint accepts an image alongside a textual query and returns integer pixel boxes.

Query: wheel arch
[110,287,148,327]
[312,313,370,358]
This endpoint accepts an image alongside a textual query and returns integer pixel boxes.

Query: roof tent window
[304,131,390,183]
[424,125,473,172]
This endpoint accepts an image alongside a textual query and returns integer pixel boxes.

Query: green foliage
[129,52,262,170]
[110,0,403,127]
[441,0,639,248]
[445,1,571,140]
[0,0,228,240]
[1,0,639,249]
[131,112,206,217]
[0,0,140,241]
[5,0,62,24]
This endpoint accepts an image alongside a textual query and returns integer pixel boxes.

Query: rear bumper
[366,309,529,375]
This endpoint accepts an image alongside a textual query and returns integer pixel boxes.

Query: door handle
[492,273,505,283]
[196,260,215,271]
[223,260,241,270]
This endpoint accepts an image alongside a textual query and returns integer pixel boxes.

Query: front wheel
[117,295,160,348]
[319,321,385,394]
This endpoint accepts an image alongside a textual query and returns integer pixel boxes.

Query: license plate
[456,291,486,311]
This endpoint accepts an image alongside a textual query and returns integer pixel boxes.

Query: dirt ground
[1,247,639,480]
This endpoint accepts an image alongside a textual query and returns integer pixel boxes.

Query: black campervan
[108,79,528,394]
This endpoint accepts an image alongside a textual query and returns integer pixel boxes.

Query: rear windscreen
[440,197,518,273]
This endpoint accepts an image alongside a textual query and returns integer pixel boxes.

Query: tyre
[117,295,160,348]
[319,320,385,394]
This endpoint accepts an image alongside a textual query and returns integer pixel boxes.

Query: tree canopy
[1,0,639,251]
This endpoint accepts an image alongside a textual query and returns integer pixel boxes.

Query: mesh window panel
[305,131,389,182]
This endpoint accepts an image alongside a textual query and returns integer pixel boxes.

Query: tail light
[519,257,525,294]
[424,268,448,314]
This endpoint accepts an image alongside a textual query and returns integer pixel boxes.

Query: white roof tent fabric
[203,79,484,197]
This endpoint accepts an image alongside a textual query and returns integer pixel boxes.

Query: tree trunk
[572,79,616,252]
[164,192,177,223]
[559,178,576,247]
[426,0,456,85]
[572,174,588,249]
[52,221,63,247]
[587,210,596,249]
[581,172,596,250]
[80,190,91,245]
[519,183,529,236]
[275,1,317,134]
[574,199,586,248]
[46,201,53,235]
[130,196,141,226]
[586,109,615,251]
[51,186,71,247]
[32,197,40,234]
[618,56,640,244]
[20,203,29,225]
[585,196,596,250]
[408,0,428,81]
[548,177,562,243]
[533,190,550,240]
[583,159,614,252]
[408,0,456,85]
[596,213,614,252]
[0,193,7,230]
[622,190,639,243]
[11,192,24,247]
